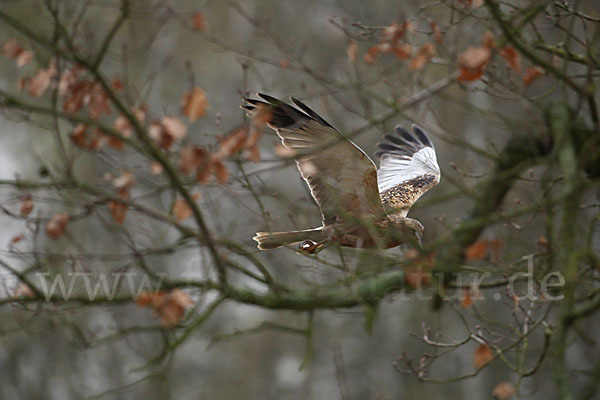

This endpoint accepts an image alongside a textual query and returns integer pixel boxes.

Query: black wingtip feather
[242,93,336,132]
[375,124,434,159]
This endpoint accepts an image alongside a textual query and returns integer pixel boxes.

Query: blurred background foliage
[0,0,598,399]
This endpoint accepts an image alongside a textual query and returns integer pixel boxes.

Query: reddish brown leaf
[216,128,247,160]
[461,288,473,308]
[161,116,187,140]
[392,43,412,60]
[109,198,128,224]
[492,382,515,399]
[364,46,380,65]
[431,21,442,44]
[409,42,436,70]
[245,127,262,162]
[523,66,544,86]
[179,145,209,175]
[474,344,494,369]
[112,170,135,189]
[70,124,88,148]
[111,78,124,91]
[213,158,228,184]
[10,234,25,245]
[181,87,208,122]
[88,82,111,119]
[482,31,496,49]
[192,12,206,31]
[29,64,56,97]
[173,198,193,221]
[114,115,132,137]
[63,80,93,113]
[3,38,22,58]
[16,50,32,68]
[404,270,431,288]
[45,212,69,239]
[136,289,194,328]
[13,283,35,298]
[150,161,163,175]
[347,39,357,63]
[457,47,491,82]
[499,46,521,73]
[279,59,290,69]
[20,195,34,216]
[465,239,488,260]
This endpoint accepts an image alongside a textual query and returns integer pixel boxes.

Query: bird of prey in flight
[242,94,440,251]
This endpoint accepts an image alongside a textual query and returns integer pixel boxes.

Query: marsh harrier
[243,94,440,251]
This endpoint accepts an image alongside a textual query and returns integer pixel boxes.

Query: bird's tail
[253,228,325,250]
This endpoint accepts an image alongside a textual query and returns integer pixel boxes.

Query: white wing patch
[378,146,440,193]
[375,124,440,215]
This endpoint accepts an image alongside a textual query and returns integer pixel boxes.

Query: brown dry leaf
[392,43,412,60]
[250,103,272,128]
[16,50,32,68]
[537,235,549,249]
[173,198,193,221]
[63,80,93,113]
[136,289,194,328]
[461,288,473,308]
[404,270,431,288]
[133,105,147,123]
[347,39,357,63]
[409,42,436,70]
[179,145,209,175]
[192,11,206,31]
[459,47,490,70]
[364,46,380,65]
[58,65,80,96]
[431,21,442,44]
[245,127,262,162]
[196,161,213,184]
[181,87,208,122]
[472,0,484,7]
[492,382,515,399]
[482,31,495,49]
[488,239,502,262]
[161,116,187,140]
[465,239,488,260]
[109,197,128,224]
[10,234,25,245]
[29,65,57,97]
[20,195,34,216]
[112,170,135,189]
[88,82,111,119]
[474,344,494,369]
[499,46,521,73]
[150,161,163,175]
[279,59,290,69]
[216,128,247,160]
[213,158,229,184]
[114,115,132,137]
[170,289,194,308]
[111,78,124,91]
[523,66,544,86]
[14,283,35,298]
[3,38,22,58]
[70,124,88,148]
[457,47,491,82]
[45,212,69,239]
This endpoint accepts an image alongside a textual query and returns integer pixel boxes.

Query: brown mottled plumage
[243,94,440,251]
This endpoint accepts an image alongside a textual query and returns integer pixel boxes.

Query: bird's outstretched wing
[375,125,440,216]
[243,94,384,226]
